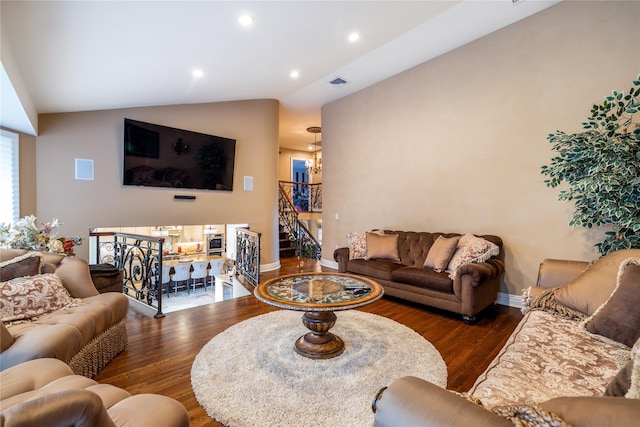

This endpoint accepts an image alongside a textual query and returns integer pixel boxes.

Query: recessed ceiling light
[238,15,254,26]
[348,32,360,43]
[290,70,300,79]
[192,69,204,78]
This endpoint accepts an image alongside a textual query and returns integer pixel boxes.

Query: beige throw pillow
[365,232,400,263]
[424,235,460,272]
[553,249,640,316]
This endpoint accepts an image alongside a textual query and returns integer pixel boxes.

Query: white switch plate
[243,176,253,191]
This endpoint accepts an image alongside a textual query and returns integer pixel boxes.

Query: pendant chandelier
[305,126,322,175]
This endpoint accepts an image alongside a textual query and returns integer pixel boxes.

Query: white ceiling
[0,0,559,151]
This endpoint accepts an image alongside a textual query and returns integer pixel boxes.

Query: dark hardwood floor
[94,257,523,426]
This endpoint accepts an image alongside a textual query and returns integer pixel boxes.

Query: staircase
[278,181,322,260]
[279,226,296,258]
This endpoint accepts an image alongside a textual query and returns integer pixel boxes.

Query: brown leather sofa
[0,249,128,377]
[0,358,190,426]
[334,231,504,322]
[372,249,640,426]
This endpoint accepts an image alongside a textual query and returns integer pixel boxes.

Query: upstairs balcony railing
[89,229,261,318]
[280,181,322,213]
[278,181,321,259]
[89,231,166,318]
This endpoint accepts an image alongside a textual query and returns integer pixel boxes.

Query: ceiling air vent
[329,77,348,85]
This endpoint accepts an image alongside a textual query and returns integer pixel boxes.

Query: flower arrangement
[0,215,83,254]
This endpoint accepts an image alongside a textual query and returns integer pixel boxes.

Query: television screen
[123,118,236,191]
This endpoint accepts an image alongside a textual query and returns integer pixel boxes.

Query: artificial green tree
[541,74,640,255]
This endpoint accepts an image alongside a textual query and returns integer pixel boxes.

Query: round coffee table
[254,272,384,359]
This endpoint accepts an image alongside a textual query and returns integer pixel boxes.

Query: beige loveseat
[334,231,504,322]
[0,249,128,377]
[0,358,190,426]
[372,249,640,426]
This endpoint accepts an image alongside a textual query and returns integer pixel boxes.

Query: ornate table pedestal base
[295,311,344,359]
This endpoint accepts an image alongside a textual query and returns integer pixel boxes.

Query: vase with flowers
[0,215,83,254]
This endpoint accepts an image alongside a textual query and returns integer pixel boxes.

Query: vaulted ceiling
[0,1,559,151]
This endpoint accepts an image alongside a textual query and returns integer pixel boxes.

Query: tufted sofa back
[380,230,503,267]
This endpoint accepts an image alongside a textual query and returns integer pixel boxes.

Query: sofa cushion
[347,259,402,281]
[469,309,621,409]
[553,249,640,316]
[366,232,400,263]
[0,252,42,282]
[0,274,75,322]
[424,235,460,273]
[391,267,454,293]
[446,234,500,276]
[347,232,367,260]
[582,258,640,348]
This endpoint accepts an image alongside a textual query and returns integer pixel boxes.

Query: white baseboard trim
[497,292,522,309]
[321,258,338,269]
[260,260,281,272]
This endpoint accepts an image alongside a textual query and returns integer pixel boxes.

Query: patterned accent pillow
[0,252,42,282]
[0,273,74,322]
[347,232,367,260]
[446,234,500,277]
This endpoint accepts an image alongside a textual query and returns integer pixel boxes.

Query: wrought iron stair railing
[278,181,322,259]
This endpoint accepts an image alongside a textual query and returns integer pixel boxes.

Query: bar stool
[190,260,209,292]
[170,262,191,295]
[207,258,225,287]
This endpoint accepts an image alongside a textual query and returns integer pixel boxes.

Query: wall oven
[206,234,224,257]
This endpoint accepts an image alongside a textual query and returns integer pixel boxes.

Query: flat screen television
[123,118,236,191]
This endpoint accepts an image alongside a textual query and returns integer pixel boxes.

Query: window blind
[0,129,19,224]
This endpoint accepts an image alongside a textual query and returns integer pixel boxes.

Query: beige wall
[36,99,280,265]
[321,1,640,297]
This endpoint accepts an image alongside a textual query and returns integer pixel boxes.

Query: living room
[2,1,638,305]
[1,1,639,426]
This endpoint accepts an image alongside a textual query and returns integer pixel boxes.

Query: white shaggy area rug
[191,310,447,427]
